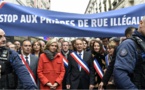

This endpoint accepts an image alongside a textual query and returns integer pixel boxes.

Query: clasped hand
[46,82,58,89]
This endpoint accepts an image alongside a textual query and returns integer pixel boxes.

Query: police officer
[0,28,38,89]
[98,26,136,90]
[113,16,145,89]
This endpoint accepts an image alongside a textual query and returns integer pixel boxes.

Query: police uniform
[0,47,38,89]
[113,30,145,89]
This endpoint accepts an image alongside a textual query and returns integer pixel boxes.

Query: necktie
[78,53,82,71]
[79,53,82,58]
[25,57,29,65]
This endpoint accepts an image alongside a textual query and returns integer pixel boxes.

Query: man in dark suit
[17,39,38,89]
[66,38,95,89]
[60,41,72,89]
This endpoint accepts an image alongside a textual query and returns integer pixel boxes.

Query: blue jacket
[9,50,38,89]
[113,30,145,89]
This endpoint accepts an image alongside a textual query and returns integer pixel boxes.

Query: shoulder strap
[130,36,145,52]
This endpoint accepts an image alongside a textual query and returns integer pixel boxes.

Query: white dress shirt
[77,50,84,71]
[77,50,84,59]
[23,54,30,65]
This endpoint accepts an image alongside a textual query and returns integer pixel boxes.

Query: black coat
[93,53,105,85]
[61,50,72,89]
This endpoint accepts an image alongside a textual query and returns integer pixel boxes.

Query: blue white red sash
[93,59,104,79]
[105,54,109,67]
[20,55,37,85]
[70,52,90,74]
[60,53,69,67]
[63,57,69,68]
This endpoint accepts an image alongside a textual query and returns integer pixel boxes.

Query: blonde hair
[108,41,117,49]
[44,39,58,51]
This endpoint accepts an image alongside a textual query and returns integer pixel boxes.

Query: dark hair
[22,39,31,46]
[74,38,83,44]
[71,40,76,51]
[101,37,108,40]
[82,38,88,45]
[58,38,64,42]
[92,40,104,55]
[31,40,43,56]
[72,38,83,51]
[61,41,69,47]
[125,27,136,37]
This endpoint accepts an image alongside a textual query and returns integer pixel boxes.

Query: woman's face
[33,42,40,52]
[108,47,115,56]
[94,42,100,53]
[83,41,87,49]
[49,42,58,53]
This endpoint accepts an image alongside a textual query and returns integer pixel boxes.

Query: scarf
[61,50,69,59]
[44,50,57,61]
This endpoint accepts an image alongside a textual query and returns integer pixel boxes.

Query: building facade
[85,0,145,14]
[1,0,51,42]
[3,0,51,10]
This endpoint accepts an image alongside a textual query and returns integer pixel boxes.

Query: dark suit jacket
[61,50,72,89]
[66,51,95,89]
[29,54,38,78]
[17,54,38,89]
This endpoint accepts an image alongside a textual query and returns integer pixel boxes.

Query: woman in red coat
[37,39,65,90]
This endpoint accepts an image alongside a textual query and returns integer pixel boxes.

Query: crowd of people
[1,16,145,90]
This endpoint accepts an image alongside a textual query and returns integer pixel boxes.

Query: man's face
[14,41,21,49]
[102,38,108,46]
[22,41,32,55]
[62,42,69,52]
[139,20,145,36]
[75,40,83,52]
[0,30,6,47]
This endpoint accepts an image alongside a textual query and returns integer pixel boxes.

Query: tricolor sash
[63,58,69,68]
[70,52,90,74]
[93,59,104,79]
[105,54,109,67]
[20,55,37,85]
[61,54,69,68]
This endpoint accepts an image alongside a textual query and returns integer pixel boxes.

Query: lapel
[83,51,88,62]
[72,51,88,69]
[29,54,33,68]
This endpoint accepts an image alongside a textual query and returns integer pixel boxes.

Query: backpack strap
[130,36,145,52]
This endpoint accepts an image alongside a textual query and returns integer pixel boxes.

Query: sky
[51,0,90,14]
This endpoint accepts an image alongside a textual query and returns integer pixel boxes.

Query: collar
[23,54,30,58]
[62,50,69,55]
[133,30,145,41]
[77,50,84,55]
